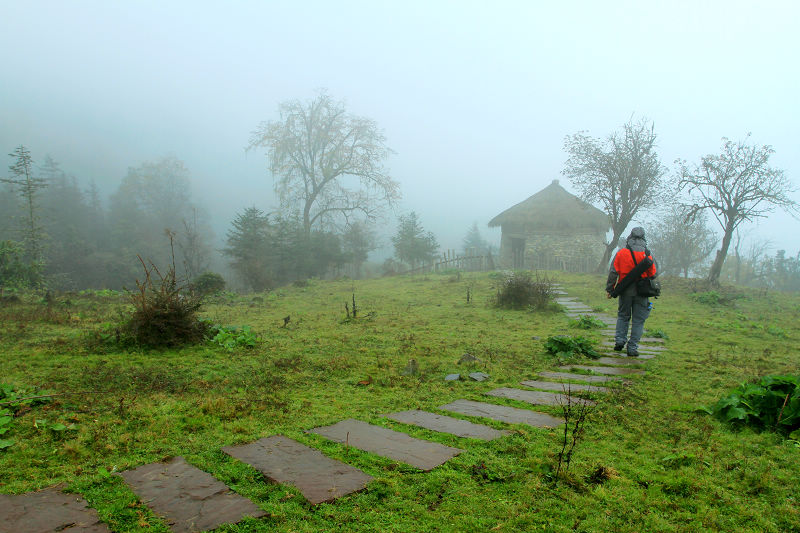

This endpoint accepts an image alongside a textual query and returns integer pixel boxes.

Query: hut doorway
[511,238,525,269]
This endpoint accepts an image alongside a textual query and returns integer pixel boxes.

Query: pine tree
[2,146,47,284]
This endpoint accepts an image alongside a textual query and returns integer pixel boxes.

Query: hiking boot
[627,349,640,357]
[613,342,625,351]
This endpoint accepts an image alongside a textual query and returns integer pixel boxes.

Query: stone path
[440,399,565,427]
[308,419,463,472]
[559,364,646,376]
[538,370,624,383]
[4,282,665,532]
[519,380,609,394]
[485,387,596,407]
[0,485,110,533]
[384,410,510,440]
[222,436,373,505]
[118,457,267,533]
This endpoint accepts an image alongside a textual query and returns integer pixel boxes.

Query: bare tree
[177,207,211,280]
[677,135,798,284]
[247,91,400,236]
[648,205,717,278]
[563,118,667,272]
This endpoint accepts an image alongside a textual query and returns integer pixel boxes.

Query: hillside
[0,272,798,532]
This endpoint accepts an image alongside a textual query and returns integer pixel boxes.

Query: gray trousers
[615,289,650,350]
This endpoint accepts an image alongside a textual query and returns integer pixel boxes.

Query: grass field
[1,272,798,532]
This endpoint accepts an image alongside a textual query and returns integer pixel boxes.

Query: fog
[2,1,799,267]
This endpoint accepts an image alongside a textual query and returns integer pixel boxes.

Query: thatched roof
[488,180,609,232]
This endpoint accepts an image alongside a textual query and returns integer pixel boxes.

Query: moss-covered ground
[0,272,798,532]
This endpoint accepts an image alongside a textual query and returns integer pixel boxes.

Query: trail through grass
[0,272,798,532]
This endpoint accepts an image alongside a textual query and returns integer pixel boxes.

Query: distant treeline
[0,149,379,292]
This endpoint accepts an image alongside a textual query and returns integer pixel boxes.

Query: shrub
[190,272,226,296]
[493,271,555,310]
[209,324,260,351]
[569,315,605,329]
[704,375,800,436]
[544,335,600,359]
[122,254,210,348]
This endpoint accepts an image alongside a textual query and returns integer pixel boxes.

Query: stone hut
[488,180,609,271]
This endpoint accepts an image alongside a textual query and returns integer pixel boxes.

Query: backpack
[628,247,661,298]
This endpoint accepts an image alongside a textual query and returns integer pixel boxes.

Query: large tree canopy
[677,135,798,283]
[562,118,667,272]
[248,92,400,235]
[648,205,717,278]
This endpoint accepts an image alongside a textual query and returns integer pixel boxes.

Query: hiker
[605,227,657,357]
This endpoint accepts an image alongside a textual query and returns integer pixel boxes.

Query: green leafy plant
[544,335,600,359]
[568,315,605,329]
[703,375,800,435]
[0,383,53,450]
[209,325,260,351]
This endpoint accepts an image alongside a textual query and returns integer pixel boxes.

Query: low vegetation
[704,375,799,436]
[0,272,798,532]
[492,270,555,310]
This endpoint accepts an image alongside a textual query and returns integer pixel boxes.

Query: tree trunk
[707,221,736,284]
[596,239,618,274]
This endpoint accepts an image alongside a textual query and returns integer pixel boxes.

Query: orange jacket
[613,247,657,282]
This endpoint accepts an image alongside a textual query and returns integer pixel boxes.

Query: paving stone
[469,371,490,382]
[601,341,666,351]
[594,356,648,366]
[0,484,110,533]
[539,371,624,382]
[440,399,564,428]
[559,365,645,376]
[639,337,665,343]
[486,387,595,406]
[119,456,266,533]
[308,419,462,471]
[384,410,509,440]
[445,373,461,381]
[597,351,655,360]
[520,380,609,393]
[221,436,372,505]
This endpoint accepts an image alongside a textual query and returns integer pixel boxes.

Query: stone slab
[221,435,372,505]
[469,371,490,381]
[0,485,110,533]
[384,410,509,441]
[640,337,665,343]
[439,399,564,428]
[520,380,609,394]
[119,456,266,532]
[602,342,666,351]
[598,350,655,360]
[486,387,596,406]
[308,419,462,471]
[538,371,623,383]
[559,365,645,376]
[594,356,648,366]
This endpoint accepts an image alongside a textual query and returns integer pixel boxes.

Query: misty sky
[2,1,799,258]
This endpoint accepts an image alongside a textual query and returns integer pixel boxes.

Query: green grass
[0,272,798,532]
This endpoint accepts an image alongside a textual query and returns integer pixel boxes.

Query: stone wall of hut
[498,230,606,272]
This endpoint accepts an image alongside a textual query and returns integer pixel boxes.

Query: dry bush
[122,243,209,348]
[492,270,555,310]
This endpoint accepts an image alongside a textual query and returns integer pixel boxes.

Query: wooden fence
[398,250,495,275]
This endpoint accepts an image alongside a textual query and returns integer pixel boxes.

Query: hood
[626,226,647,251]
